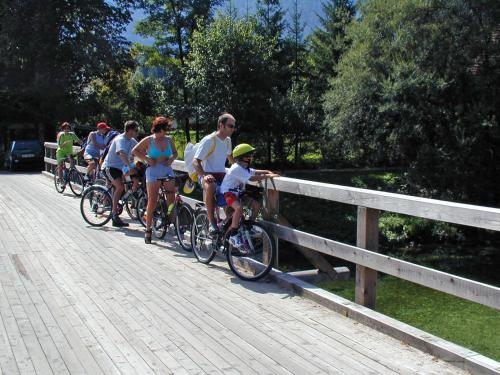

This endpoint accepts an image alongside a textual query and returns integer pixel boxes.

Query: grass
[317,276,500,361]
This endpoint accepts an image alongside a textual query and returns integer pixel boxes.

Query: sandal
[145,229,152,244]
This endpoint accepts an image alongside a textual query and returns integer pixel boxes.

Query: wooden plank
[95,248,330,375]
[60,235,274,375]
[4,173,478,374]
[24,253,120,375]
[355,207,379,309]
[261,175,500,231]
[49,240,209,375]
[85,232,404,375]
[0,193,115,375]
[0,282,38,375]
[43,157,87,174]
[262,183,279,266]
[264,222,500,310]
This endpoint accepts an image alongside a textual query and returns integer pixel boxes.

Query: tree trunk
[184,118,190,143]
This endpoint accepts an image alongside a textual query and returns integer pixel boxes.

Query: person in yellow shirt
[56,122,81,180]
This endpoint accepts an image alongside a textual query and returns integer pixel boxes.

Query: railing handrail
[45,141,500,231]
[42,142,500,310]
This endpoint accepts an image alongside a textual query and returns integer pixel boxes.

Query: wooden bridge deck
[0,172,467,375]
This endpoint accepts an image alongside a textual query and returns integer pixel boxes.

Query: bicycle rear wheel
[53,167,66,193]
[136,196,147,227]
[68,169,84,196]
[80,186,113,226]
[175,202,193,251]
[153,198,167,239]
[226,222,276,281]
[191,209,216,264]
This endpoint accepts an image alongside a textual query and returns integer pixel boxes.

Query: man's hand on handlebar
[203,174,216,184]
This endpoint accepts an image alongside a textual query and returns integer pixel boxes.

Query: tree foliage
[135,0,223,141]
[0,0,134,127]
[186,15,275,145]
[324,0,500,204]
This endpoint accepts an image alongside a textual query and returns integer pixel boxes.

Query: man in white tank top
[193,113,236,234]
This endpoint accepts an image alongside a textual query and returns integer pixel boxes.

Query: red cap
[97,122,111,130]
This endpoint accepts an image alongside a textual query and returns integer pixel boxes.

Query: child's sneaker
[228,234,243,249]
[208,223,219,235]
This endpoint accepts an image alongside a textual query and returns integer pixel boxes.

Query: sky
[124,0,324,45]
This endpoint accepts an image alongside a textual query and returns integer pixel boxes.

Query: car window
[12,140,42,152]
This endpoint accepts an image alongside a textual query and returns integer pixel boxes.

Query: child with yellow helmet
[220,143,279,249]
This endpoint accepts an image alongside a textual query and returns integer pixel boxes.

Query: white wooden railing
[44,142,500,311]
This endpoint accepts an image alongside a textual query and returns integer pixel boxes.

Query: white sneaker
[228,234,243,249]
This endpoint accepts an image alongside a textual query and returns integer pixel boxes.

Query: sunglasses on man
[225,123,236,129]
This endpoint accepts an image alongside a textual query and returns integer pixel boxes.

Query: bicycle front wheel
[80,186,113,226]
[125,195,139,220]
[136,196,147,227]
[175,202,193,252]
[68,169,84,197]
[226,222,276,281]
[191,209,216,264]
[53,167,66,193]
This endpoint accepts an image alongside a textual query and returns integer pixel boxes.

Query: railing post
[263,184,280,267]
[355,206,379,309]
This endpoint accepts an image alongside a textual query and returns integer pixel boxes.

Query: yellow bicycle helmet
[233,143,256,159]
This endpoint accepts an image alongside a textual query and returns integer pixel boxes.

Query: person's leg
[229,200,243,230]
[131,176,140,193]
[163,180,175,205]
[85,158,95,179]
[203,180,216,224]
[145,181,161,231]
[248,198,261,222]
[56,151,64,179]
[227,199,244,249]
[111,177,124,215]
[57,160,64,179]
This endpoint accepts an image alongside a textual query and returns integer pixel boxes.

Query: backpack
[78,134,90,156]
[98,130,120,165]
[184,132,219,182]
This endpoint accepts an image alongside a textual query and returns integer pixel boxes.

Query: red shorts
[224,192,238,206]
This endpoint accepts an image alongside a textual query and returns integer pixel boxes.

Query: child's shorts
[223,192,238,207]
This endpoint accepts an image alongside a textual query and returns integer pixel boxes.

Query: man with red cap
[83,122,112,182]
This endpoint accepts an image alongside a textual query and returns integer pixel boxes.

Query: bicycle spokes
[226,223,275,281]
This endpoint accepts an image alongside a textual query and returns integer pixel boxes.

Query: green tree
[186,15,275,150]
[284,0,313,164]
[255,0,291,164]
[306,0,355,163]
[324,0,500,204]
[135,0,222,142]
[0,0,134,130]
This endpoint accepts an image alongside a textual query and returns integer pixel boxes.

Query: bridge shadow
[85,221,295,298]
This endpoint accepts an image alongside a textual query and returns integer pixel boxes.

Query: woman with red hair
[132,116,177,243]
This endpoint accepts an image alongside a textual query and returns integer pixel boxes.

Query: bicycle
[54,155,84,197]
[83,158,107,188]
[79,178,143,226]
[190,190,276,281]
[138,175,194,252]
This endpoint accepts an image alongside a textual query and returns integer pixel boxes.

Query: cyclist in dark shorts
[101,120,139,227]
[193,113,235,234]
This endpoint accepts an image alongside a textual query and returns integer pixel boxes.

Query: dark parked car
[4,140,44,171]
